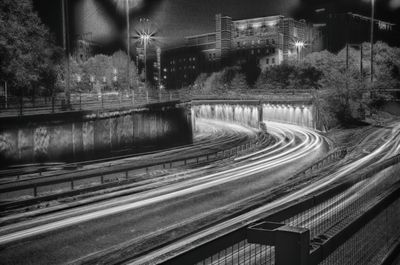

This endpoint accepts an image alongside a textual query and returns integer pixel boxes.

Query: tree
[241,58,261,86]
[111,50,139,92]
[192,73,209,91]
[231,73,248,91]
[0,0,62,97]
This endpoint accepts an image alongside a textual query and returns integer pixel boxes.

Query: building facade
[314,11,397,53]
[161,14,322,89]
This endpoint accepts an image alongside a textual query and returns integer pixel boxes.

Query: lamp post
[140,32,150,91]
[370,0,375,83]
[77,74,82,110]
[90,75,95,103]
[126,0,131,92]
[137,18,156,94]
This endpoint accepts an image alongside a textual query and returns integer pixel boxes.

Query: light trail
[0,121,324,246]
[129,122,400,265]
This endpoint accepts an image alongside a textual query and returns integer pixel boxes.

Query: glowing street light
[137,18,156,92]
[294,41,306,61]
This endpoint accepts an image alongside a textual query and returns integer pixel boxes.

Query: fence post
[275,226,310,265]
[4,81,8,109]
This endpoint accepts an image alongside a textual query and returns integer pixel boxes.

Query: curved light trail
[0,120,325,247]
[128,122,400,265]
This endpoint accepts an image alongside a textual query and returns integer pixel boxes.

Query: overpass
[191,98,322,131]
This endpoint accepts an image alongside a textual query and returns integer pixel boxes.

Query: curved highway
[132,122,400,265]
[0,119,328,265]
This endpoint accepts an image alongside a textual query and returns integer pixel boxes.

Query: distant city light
[294,41,305,48]
[253,22,262,29]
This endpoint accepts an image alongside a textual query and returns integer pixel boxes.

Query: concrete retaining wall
[0,104,192,166]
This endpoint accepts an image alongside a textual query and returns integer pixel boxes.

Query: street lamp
[76,74,82,109]
[140,32,150,90]
[126,0,131,92]
[138,20,155,92]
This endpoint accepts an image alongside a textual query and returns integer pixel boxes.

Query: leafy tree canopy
[0,0,62,95]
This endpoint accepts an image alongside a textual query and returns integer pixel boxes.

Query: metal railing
[0,89,315,118]
[155,154,400,265]
[0,90,181,117]
[0,136,265,211]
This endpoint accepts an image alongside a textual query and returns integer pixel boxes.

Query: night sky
[33,0,400,54]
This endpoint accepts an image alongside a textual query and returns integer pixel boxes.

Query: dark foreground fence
[158,155,400,265]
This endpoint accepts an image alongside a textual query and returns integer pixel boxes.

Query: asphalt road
[0,120,327,265]
[131,122,400,265]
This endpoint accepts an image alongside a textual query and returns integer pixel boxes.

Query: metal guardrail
[293,147,348,179]
[0,136,267,210]
[0,91,184,118]
[0,90,315,118]
[155,154,400,265]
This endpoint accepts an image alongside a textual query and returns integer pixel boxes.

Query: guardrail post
[125,171,129,180]
[71,180,74,190]
[248,222,310,265]
[33,186,38,197]
[276,226,310,265]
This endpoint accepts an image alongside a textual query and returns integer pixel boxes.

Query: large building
[161,14,322,89]
[73,34,101,64]
[314,10,398,53]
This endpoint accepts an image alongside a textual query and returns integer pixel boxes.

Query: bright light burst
[132,18,159,46]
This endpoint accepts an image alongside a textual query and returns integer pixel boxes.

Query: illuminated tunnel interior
[193,103,315,129]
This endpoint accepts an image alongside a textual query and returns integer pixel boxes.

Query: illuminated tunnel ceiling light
[253,22,262,29]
